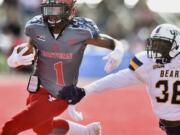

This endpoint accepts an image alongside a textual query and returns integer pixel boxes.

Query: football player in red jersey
[2,0,126,135]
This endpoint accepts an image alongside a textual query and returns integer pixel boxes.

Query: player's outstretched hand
[7,43,35,68]
[103,40,127,73]
[68,105,83,121]
[58,85,86,105]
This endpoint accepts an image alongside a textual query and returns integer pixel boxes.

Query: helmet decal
[155,26,161,34]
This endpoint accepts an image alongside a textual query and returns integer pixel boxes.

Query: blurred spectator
[2,0,20,23]
[0,0,173,74]
[0,23,24,57]
[18,0,41,23]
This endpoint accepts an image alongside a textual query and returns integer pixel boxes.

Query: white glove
[103,40,126,73]
[7,43,35,68]
[68,105,83,121]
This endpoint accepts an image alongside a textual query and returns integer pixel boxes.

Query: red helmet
[41,0,76,26]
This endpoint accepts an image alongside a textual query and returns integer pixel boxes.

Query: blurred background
[0,0,180,76]
[0,0,180,135]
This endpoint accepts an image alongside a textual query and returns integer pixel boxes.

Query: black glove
[58,85,86,105]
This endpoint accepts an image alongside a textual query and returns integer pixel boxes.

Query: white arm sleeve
[85,68,143,95]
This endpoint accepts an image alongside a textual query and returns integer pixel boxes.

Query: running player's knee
[51,119,69,134]
[33,128,49,135]
[33,120,69,135]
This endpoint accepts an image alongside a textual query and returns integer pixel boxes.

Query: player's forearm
[94,34,115,50]
[84,69,142,95]
[85,34,123,50]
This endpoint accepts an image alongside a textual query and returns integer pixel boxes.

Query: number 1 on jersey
[54,62,65,86]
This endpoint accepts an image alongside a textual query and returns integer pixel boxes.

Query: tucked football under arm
[7,39,36,68]
[84,68,143,95]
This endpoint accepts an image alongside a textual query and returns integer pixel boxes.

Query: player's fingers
[21,58,34,63]
[105,66,111,73]
[75,112,83,121]
[21,54,35,60]
[22,61,32,66]
[73,113,83,121]
[104,60,116,73]
[68,105,76,110]
[18,43,29,47]
[32,49,36,56]
[104,63,111,73]
[108,59,121,72]
[13,46,19,53]
[19,57,34,64]
[102,55,109,60]
[24,58,34,62]
[14,43,28,53]
[69,110,83,121]
[18,47,29,56]
[68,105,83,121]
[19,57,32,63]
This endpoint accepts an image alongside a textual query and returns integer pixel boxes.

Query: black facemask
[146,38,175,64]
[41,3,72,27]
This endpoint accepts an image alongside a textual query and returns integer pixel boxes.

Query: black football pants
[159,122,180,135]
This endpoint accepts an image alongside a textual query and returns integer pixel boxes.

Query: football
[16,43,36,69]
[17,43,35,56]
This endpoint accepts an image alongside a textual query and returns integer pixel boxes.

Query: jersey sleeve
[85,18,100,38]
[25,15,43,38]
[128,51,151,74]
[85,68,143,95]
[128,55,143,71]
[128,51,152,85]
[72,17,100,38]
[25,20,32,37]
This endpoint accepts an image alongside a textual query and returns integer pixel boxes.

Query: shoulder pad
[70,17,100,38]
[26,15,44,26]
[25,15,44,37]
[129,51,151,71]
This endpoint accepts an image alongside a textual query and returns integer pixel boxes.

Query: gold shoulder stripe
[128,56,143,71]
[130,60,139,70]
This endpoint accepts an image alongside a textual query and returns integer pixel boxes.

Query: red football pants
[1,87,69,135]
